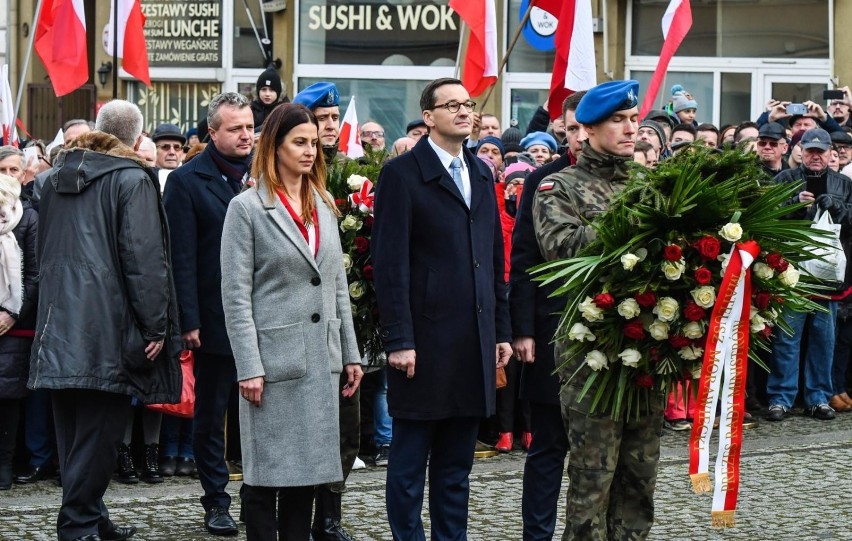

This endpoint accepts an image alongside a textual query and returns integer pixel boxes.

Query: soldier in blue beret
[293,82,344,163]
[532,81,662,540]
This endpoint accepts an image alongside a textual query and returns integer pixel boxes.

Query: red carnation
[759,325,772,339]
[362,265,374,280]
[594,293,616,310]
[623,320,646,340]
[664,244,683,261]
[354,236,369,253]
[754,291,771,310]
[669,335,691,349]
[683,302,706,322]
[635,291,657,308]
[694,267,713,285]
[694,235,721,261]
[635,374,654,388]
[766,253,789,273]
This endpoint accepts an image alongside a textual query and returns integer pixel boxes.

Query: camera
[824,89,845,100]
[786,103,808,116]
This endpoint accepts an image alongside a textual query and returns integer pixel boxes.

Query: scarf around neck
[0,198,23,315]
[207,142,253,193]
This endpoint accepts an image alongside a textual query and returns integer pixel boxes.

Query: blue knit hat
[575,80,640,125]
[476,136,505,156]
[520,131,558,152]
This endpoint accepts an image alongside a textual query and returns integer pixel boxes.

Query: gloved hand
[815,193,843,218]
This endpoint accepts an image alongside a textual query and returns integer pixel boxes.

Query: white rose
[719,222,743,242]
[649,319,670,341]
[750,310,768,333]
[691,286,716,309]
[678,345,704,360]
[618,348,641,367]
[585,350,609,371]
[617,298,641,319]
[349,281,365,299]
[662,259,686,281]
[778,266,800,287]
[578,296,605,322]
[347,174,368,191]
[621,253,640,271]
[753,262,775,280]
[568,322,596,342]
[340,214,362,232]
[682,321,704,339]
[653,297,680,322]
[342,253,353,271]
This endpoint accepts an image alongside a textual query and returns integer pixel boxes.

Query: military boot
[311,485,354,541]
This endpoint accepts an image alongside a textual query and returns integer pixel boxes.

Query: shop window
[631,71,714,124]
[234,2,274,68]
[506,0,555,73]
[132,81,223,135]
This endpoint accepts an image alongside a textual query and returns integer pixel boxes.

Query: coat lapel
[413,139,468,210]
[314,190,335,269]
[256,184,319,272]
[465,147,491,215]
[195,149,236,206]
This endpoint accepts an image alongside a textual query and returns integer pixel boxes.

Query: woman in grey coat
[221,103,362,541]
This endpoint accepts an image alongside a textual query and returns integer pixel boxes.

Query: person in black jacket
[0,173,38,491]
[251,67,290,131]
[29,100,181,541]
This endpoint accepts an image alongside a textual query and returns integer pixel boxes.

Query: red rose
[664,244,683,261]
[683,302,706,322]
[754,291,771,310]
[364,215,375,228]
[593,293,616,310]
[623,320,646,340]
[354,236,369,253]
[635,291,657,308]
[694,235,721,260]
[669,335,691,349]
[765,253,789,273]
[335,198,345,208]
[363,265,374,280]
[635,374,654,388]
[694,267,713,285]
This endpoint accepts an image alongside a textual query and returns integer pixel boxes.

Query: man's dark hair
[420,78,464,112]
[63,118,94,131]
[696,123,719,136]
[562,90,588,117]
[733,121,759,143]
[672,123,697,138]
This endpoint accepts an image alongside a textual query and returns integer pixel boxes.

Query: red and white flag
[34,0,89,97]
[538,0,597,121]
[0,65,19,147]
[106,0,151,87]
[338,96,364,159]
[450,0,498,97]
[639,0,692,118]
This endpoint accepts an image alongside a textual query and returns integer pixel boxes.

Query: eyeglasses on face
[361,131,384,138]
[756,140,780,148]
[432,100,476,114]
[157,143,183,151]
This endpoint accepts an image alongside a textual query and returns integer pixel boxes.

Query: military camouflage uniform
[533,141,665,541]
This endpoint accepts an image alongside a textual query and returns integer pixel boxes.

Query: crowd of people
[0,70,851,541]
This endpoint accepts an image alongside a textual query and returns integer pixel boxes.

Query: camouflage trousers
[560,383,664,541]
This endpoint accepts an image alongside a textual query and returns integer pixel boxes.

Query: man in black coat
[163,92,255,536]
[372,78,512,540]
[30,100,181,541]
[511,90,586,541]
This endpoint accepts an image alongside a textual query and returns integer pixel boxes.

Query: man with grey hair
[163,92,254,536]
[31,99,181,541]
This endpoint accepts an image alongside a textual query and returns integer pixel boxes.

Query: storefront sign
[141,0,222,67]
[521,0,556,52]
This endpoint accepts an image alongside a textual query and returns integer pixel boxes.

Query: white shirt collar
[427,136,466,172]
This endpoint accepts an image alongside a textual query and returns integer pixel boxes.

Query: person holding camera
[760,98,844,134]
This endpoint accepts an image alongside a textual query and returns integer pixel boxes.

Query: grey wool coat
[221,183,360,488]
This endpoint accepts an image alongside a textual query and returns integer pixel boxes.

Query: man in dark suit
[511,91,586,541]
[372,77,513,540]
[163,92,255,537]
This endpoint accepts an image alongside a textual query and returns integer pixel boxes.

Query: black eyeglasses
[361,131,384,138]
[157,143,183,151]
[432,100,476,113]
[756,140,780,148]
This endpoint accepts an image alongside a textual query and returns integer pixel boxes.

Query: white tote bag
[801,210,847,286]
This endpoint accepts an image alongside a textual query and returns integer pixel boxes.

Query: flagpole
[113,0,119,98]
[454,22,466,80]
[13,0,45,127]
[477,2,535,112]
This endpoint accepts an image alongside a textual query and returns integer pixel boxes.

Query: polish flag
[0,65,19,146]
[338,96,364,159]
[34,0,89,97]
[639,0,693,118]
[541,0,597,121]
[106,0,151,87]
[450,0,498,97]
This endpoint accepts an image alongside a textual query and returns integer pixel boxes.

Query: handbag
[147,350,195,418]
[801,210,847,288]
[496,366,507,390]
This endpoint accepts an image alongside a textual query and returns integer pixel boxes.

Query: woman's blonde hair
[251,103,339,224]
[0,173,21,206]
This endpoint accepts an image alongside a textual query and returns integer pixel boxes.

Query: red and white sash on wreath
[689,240,760,527]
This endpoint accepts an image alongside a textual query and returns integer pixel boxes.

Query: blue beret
[476,136,505,156]
[575,80,640,125]
[292,82,340,110]
[520,131,558,153]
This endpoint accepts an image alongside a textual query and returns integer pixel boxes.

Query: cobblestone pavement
[2,410,851,540]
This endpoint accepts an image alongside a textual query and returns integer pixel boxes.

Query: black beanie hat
[501,126,524,154]
[256,68,282,97]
